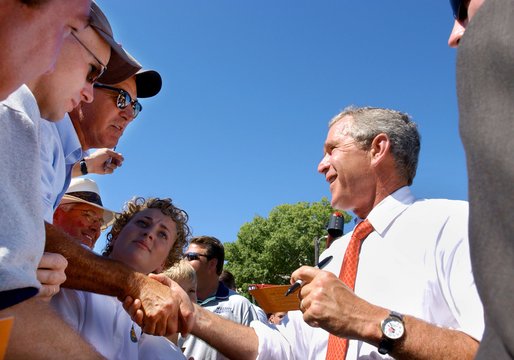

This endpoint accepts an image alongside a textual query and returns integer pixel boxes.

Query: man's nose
[318,154,330,174]
[448,20,466,48]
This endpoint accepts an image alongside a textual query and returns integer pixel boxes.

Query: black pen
[285,255,334,296]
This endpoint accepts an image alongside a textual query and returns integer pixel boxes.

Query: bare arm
[293,267,479,360]
[71,148,124,177]
[124,275,260,359]
[44,222,194,336]
[191,305,259,360]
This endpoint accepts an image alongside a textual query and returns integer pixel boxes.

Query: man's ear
[208,258,218,274]
[369,133,390,166]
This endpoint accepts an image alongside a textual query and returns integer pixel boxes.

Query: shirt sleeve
[251,320,295,360]
[436,202,484,341]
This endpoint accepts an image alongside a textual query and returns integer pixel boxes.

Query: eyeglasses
[70,208,105,227]
[94,83,143,119]
[183,252,211,261]
[71,31,107,83]
[449,0,468,21]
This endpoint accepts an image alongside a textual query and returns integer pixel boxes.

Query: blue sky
[92,1,463,253]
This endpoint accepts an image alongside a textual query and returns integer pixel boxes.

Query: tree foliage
[224,198,351,298]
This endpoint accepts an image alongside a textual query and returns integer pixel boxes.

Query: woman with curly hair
[52,197,191,360]
[103,197,191,274]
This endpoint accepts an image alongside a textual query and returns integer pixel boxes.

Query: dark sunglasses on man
[449,0,468,21]
[94,83,143,119]
[183,252,211,262]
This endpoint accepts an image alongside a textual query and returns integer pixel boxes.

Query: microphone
[326,211,344,248]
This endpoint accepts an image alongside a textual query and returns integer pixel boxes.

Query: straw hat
[60,178,117,229]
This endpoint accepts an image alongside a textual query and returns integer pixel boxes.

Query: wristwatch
[378,311,405,355]
[80,159,88,175]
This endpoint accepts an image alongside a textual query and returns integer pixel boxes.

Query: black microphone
[326,211,344,248]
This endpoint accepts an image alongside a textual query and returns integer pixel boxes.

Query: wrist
[79,158,88,175]
[122,271,148,301]
[359,306,390,345]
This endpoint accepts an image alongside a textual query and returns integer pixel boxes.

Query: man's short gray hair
[329,106,421,185]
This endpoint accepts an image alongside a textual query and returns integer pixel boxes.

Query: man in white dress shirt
[170,106,484,359]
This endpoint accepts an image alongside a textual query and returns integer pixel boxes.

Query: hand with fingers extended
[291,266,379,340]
[122,273,195,337]
[36,252,68,300]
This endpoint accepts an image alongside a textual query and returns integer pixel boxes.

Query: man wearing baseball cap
[36,0,193,346]
[37,0,143,222]
[0,1,192,357]
[69,68,162,178]
[0,0,91,101]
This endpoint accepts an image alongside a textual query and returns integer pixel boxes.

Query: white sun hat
[60,178,117,229]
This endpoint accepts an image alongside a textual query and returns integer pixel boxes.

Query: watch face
[382,318,404,340]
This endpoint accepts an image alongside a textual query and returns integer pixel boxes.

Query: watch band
[378,311,404,355]
[80,159,88,175]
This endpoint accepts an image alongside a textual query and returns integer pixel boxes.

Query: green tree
[224,198,351,298]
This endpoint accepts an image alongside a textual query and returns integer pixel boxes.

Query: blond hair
[163,259,197,285]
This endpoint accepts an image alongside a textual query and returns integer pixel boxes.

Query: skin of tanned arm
[44,222,194,336]
[191,304,259,360]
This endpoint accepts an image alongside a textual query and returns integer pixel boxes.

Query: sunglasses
[94,83,143,118]
[449,0,468,21]
[71,31,107,83]
[183,252,211,261]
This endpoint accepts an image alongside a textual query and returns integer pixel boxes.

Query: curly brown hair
[102,197,191,271]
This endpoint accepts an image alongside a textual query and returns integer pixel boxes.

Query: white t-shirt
[52,288,185,360]
[252,187,484,359]
[0,85,44,293]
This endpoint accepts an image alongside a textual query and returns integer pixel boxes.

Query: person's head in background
[219,269,236,291]
[103,197,190,274]
[185,236,224,278]
[53,178,116,249]
[448,0,486,47]
[268,312,287,325]
[184,236,225,300]
[0,0,91,100]
[164,259,198,303]
[26,0,140,122]
[70,69,162,151]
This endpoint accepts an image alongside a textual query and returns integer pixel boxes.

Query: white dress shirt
[252,187,484,359]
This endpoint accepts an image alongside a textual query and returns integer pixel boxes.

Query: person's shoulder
[1,85,38,118]
[227,291,252,303]
[412,198,468,214]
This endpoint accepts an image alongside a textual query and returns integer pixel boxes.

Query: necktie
[325,219,374,360]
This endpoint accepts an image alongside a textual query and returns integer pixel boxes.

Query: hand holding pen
[80,148,124,175]
[285,255,333,296]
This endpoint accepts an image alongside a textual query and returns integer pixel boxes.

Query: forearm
[390,315,478,360]
[192,305,259,360]
[44,222,146,299]
[354,306,478,360]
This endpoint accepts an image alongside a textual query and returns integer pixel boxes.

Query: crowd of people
[0,0,512,359]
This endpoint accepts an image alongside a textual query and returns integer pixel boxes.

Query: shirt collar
[55,114,87,164]
[197,281,230,306]
[355,186,415,236]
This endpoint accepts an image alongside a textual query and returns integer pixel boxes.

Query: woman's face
[110,208,177,274]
